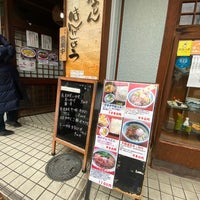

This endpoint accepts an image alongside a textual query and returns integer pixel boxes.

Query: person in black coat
[0,35,22,136]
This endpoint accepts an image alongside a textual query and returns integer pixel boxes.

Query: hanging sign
[59,27,68,61]
[65,0,104,80]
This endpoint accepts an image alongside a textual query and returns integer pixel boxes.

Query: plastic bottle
[174,113,184,131]
[182,117,189,130]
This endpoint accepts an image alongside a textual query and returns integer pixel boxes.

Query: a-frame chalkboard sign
[52,77,97,172]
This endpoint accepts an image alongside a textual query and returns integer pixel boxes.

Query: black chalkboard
[113,155,146,195]
[52,77,97,172]
[57,79,94,148]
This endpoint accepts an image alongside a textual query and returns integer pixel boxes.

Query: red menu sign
[89,80,158,190]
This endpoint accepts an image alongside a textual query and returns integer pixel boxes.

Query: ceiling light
[60,12,64,19]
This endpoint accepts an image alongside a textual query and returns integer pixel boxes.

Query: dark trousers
[0,110,18,131]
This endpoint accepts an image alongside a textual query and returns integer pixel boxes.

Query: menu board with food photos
[52,77,97,172]
[88,80,158,199]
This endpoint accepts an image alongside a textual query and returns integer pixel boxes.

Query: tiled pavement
[0,112,199,200]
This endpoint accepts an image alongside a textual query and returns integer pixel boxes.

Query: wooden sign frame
[52,77,97,172]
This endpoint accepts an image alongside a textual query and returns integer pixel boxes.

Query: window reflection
[179,2,200,25]
[181,3,195,13]
[180,15,193,25]
[194,15,200,24]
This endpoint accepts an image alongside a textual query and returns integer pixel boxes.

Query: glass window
[194,15,200,24]
[179,1,200,25]
[180,15,193,25]
[181,3,195,13]
[162,40,200,148]
[14,30,64,79]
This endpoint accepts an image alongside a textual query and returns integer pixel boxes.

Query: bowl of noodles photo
[127,88,154,108]
[122,121,149,145]
[104,93,115,104]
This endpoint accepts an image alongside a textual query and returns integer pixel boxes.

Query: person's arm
[0,35,16,63]
[0,46,8,58]
[0,34,11,46]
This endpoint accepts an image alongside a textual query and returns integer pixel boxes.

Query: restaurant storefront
[0,0,112,116]
[1,0,199,178]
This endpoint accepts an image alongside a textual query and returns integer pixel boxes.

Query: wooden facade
[1,0,111,116]
[152,0,200,178]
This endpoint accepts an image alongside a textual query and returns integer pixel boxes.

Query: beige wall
[117,0,168,83]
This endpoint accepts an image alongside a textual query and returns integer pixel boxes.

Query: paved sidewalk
[0,112,199,200]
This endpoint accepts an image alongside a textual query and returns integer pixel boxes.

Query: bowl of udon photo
[127,88,154,108]
[122,121,149,145]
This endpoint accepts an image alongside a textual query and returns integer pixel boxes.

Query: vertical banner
[66,0,104,80]
[59,27,68,61]
[89,80,158,196]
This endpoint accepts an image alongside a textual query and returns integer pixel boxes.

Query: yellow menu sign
[177,40,192,56]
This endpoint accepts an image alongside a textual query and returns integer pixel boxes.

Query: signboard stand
[113,187,142,200]
[84,180,142,200]
[87,80,158,199]
[52,77,97,172]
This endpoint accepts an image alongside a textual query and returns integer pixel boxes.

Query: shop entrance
[0,0,64,116]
